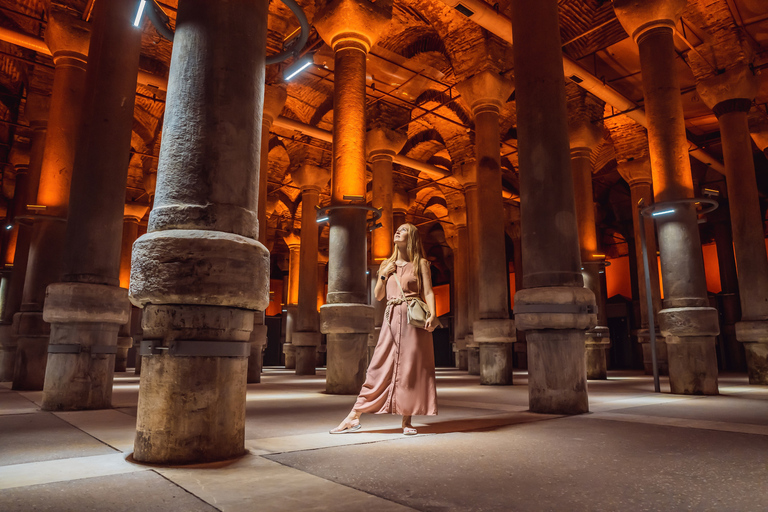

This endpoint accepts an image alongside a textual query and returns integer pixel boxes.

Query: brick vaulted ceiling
[0,0,767,263]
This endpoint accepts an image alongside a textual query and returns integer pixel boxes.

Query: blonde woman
[330,223,438,435]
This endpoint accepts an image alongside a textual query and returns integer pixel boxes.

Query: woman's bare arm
[375,260,395,301]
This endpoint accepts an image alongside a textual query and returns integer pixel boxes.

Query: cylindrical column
[392,188,408,229]
[291,164,330,375]
[454,163,481,374]
[712,209,744,372]
[616,157,667,375]
[448,205,469,370]
[40,0,142,411]
[569,121,610,379]
[698,65,768,384]
[511,0,595,414]
[129,0,270,464]
[282,233,301,369]
[116,204,148,373]
[456,71,516,385]
[615,0,719,395]
[12,8,90,391]
[315,0,391,394]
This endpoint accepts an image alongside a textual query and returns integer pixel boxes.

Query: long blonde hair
[383,223,426,292]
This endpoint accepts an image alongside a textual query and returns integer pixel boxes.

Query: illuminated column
[698,65,768,384]
[447,205,469,370]
[453,162,481,374]
[456,72,516,385]
[615,0,719,394]
[616,157,667,374]
[392,188,408,230]
[129,0,270,463]
[367,127,406,361]
[291,164,330,375]
[40,0,141,410]
[316,252,328,366]
[315,0,391,394]
[569,121,610,379]
[508,211,527,369]
[115,204,148,373]
[12,8,89,391]
[511,0,595,414]
[282,233,301,369]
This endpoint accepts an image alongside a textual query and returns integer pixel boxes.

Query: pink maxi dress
[352,261,438,416]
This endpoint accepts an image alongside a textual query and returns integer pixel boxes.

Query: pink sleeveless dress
[353,261,438,416]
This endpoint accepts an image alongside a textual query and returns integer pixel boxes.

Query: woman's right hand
[380,261,396,279]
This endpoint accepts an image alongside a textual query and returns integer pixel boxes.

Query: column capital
[616,156,653,187]
[453,161,477,188]
[291,163,330,192]
[568,121,603,152]
[263,83,287,126]
[392,187,410,215]
[45,4,90,65]
[455,71,514,116]
[124,202,149,223]
[751,129,768,153]
[696,65,760,114]
[448,205,467,228]
[9,144,30,170]
[24,92,50,126]
[613,0,686,43]
[366,127,407,162]
[314,0,392,53]
[284,232,301,251]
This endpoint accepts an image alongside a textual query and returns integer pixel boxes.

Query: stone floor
[1,368,767,511]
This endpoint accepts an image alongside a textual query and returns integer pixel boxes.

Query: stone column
[698,65,768,384]
[290,164,330,375]
[617,157,667,375]
[448,205,469,370]
[569,121,610,379]
[453,162,481,375]
[615,0,719,395]
[392,188,408,229]
[116,204,149,373]
[456,72,516,384]
[315,0,390,394]
[129,0,270,464]
[282,233,300,369]
[367,127,406,361]
[40,0,141,411]
[0,143,32,380]
[12,8,90,391]
[511,0,596,414]
[316,253,328,366]
[711,208,744,371]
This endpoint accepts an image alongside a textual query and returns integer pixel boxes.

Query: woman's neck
[394,246,409,263]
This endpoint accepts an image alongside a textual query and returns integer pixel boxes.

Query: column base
[735,320,768,385]
[527,329,589,414]
[0,324,17,381]
[115,336,133,373]
[637,330,668,376]
[479,343,514,385]
[248,321,267,384]
[283,343,296,369]
[666,336,719,395]
[320,303,374,395]
[456,348,468,371]
[133,304,253,465]
[295,345,317,376]
[585,326,610,380]
[12,311,50,390]
[467,345,480,375]
[514,336,528,370]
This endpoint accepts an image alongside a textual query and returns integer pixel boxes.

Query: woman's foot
[329,412,361,434]
[402,415,416,435]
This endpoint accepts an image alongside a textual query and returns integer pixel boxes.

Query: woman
[330,223,438,435]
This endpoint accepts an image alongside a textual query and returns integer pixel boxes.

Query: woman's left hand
[425,315,437,332]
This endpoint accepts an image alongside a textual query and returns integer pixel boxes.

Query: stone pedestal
[637,329,668,375]
[321,303,374,394]
[283,304,297,369]
[511,0,594,413]
[615,0,719,394]
[248,311,268,383]
[129,0,270,464]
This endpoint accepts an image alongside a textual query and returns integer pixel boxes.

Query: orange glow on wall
[605,256,632,299]
[4,227,17,265]
[317,284,327,312]
[266,279,284,316]
[433,283,450,317]
[701,243,721,294]
[509,273,516,309]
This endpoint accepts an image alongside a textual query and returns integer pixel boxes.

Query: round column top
[314,0,392,53]
[568,121,603,151]
[613,0,686,43]
[455,70,514,116]
[45,4,90,63]
[617,156,653,186]
[366,127,407,161]
[696,64,761,111]
[263,84,288,125]
[290,163,330,191]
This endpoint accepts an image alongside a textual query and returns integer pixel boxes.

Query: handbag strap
[393,271,407,301]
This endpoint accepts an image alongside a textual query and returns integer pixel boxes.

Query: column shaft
[294,189,321,375]
[464,183,480,374]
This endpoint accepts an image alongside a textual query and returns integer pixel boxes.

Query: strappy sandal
[403,426,417,436]
[329,422,362,434]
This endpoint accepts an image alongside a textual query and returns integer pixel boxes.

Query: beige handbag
[393,273,434,329]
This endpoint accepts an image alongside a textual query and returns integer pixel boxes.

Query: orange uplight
[605,256,631,299]
[509,272,516,309]
[4,227,17,265]
[592,254,606,259]
[701,243,721,294]
[266,280,284,316]
[433,283,450,317]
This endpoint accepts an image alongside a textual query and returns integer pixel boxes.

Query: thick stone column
[511,0,596,414]
[569,121,610,379]
[456,72,516,385]
[12,8,89,391]
[315,0,390,394]
[712,207,744,371]
[617,157,667,375]
[116,204,148,373]
[40,0,142,411]
[698,65,768,384]
[392,188,408,230]
[367,127,406,361]
[282,233,300,369]
[448,205,469,370]
[129,0,270,464]
[615,0,719,395]
[454,162,481,375]
[291,164,330,375]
